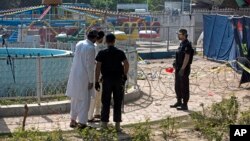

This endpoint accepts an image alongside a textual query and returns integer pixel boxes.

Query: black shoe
[88,119,100,123]
[88,119,95,123]
[177,104,188,111]
[69,121,77,128]
[170,102,182,108]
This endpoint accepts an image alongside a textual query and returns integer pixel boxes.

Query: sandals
[94,115,101,119]
[70,121,77,128]
[77,123,94,130]
[88,118,100,123]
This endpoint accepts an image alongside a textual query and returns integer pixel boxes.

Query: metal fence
[2,25,195,51]
[0,13,196,45]
[0,47,138,101]
[0,55,72,100]
[193,8,250,16]
[0,13,198,101]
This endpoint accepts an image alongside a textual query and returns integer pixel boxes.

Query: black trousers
[101,78,124,122]
[175,66,191,104]
[238,57,250,84]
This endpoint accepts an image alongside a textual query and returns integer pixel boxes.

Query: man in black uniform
[95,33,129,131]
[170,29,194,111]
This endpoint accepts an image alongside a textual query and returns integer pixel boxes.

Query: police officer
[95,33,129,131]
[170,29,194,111]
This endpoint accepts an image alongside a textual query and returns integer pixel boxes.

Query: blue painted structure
[0,48,72,97]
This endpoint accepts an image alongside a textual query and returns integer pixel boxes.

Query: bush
[238,109,250,125]
[77,127,118,141]
[190,96,239,141]
[11,128,43,141]
[132,119,152,141]
[11,128,65,141]
[160,116,178,140]
[46,130,64,141]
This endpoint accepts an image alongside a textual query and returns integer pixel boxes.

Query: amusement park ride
[0,0,161,45]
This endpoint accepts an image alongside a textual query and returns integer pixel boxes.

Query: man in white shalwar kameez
[66,30,98,129]
[88,31,105,122]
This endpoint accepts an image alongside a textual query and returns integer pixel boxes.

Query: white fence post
[36,56,43,105]
[167,26,170,51]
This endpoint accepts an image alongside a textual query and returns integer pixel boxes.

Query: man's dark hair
[87,30,98,40]
[97,31,105,40]
[179,29,188,38]
[106,33,116,43]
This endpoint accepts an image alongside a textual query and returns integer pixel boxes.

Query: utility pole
[106,0,108,10]
[146,0,149,12]
[182,0,185,13]
[189,0,192,14]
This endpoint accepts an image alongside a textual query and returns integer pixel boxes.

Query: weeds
[132,119,151,141]
[11,128,64,141]
[238,109,250,125]
[160,116,178,141]
[191,96,239,141]
[11,128,43,141]
[77,127,118,141]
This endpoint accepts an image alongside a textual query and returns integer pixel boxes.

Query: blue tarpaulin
[203,15,250,61]
[203,14,250,84]
[203,15,236,61]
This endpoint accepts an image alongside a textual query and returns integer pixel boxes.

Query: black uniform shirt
[176,39,194,69]
[96,46,127,79]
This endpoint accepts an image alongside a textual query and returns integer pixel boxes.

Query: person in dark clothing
[95,33,129,131]
[237,57,250,87]
[170,29,194,111]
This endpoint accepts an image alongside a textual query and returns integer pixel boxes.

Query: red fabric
[246,0,250,4]
[165,67,174,73]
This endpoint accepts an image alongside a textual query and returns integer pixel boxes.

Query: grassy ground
[1,94,249,141]
[0,117,201,141]
[0,96,69,105]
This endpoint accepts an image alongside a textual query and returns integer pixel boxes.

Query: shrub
[132,119,151,141]
[160,116,178,141]
[190,96,239,141]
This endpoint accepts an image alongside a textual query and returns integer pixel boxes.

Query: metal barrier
[0,55,72,100]
[0,47,138,103]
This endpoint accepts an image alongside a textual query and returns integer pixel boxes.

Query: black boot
[177,104,188,111]
[170,101,182,108]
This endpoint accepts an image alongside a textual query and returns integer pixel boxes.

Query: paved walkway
[1,58,249,133]
[0,90,222,133]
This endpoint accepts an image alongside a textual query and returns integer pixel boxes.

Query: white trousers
[70,97,90,124]
[88,89,102,120]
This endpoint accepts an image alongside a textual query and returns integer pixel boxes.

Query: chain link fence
[0,55,72,100]
[0,12,222,104]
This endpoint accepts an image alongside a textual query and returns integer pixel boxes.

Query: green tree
[0,0,21,10]
[118,0,147,3]
[91,0,116,10]
[148,0,165,11]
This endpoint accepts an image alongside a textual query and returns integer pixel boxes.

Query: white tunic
[95,41,106,54]
[66,39,95,100]
[88,41,106,120]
